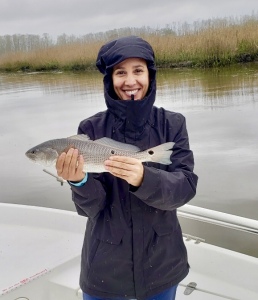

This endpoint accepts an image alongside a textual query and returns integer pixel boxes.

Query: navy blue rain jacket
[70,36,198,300]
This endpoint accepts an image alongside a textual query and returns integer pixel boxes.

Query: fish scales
[69,139,151,172]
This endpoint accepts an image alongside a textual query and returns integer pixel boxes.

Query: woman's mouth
[124,89,139,97]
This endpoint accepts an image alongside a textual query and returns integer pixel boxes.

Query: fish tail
[147,142,174,165]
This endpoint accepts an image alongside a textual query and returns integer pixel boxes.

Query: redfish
[26,134,174,173]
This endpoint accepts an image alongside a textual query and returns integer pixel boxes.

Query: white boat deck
[0,204,85,298]
[1,203,258,300]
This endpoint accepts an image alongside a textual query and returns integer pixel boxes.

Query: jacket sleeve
[131,114,198,211]
[69,120,107,219]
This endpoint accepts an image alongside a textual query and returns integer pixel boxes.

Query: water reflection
[156,65,258,109]
[1,64,257,106]
[0,64,258,222]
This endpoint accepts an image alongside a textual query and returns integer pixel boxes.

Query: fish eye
[31,149,39,154]
[148,150,154,155]
[111,150,115,154]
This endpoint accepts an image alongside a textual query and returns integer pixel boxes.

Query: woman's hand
[56,148,85,182]
[104,156,144,187]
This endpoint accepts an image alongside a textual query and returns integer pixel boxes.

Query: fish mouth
[25,152,37,161]
[25,151,33,158]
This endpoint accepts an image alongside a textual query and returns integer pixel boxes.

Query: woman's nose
[125,73,136,85]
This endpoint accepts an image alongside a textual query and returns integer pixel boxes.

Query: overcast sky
[0,0,257,38]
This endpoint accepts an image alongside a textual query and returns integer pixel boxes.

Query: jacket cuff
[69,173,98,197]
[131,166,161,200]
[68,173,88,186]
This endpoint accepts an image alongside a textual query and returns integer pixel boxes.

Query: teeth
[125,89,138,96]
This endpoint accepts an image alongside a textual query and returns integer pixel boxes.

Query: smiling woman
[54,35,198,300]
[112,58,150,100]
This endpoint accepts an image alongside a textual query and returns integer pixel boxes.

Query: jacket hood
[96,36,156,137]
[96,36,155,76]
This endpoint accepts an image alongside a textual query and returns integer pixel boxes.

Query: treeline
[0,27,174,55]
[1,14,257,55]
[0,14,258,71]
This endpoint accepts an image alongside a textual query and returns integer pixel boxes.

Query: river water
[0,65,258,254]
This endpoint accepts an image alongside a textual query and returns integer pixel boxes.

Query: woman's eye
[115,70,125,75]
[135,68,143,74]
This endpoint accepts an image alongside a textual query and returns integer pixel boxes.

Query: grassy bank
[1,16,258,72]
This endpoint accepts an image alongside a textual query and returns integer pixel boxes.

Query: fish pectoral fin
[67,134,91,141]
[94,137,141,152]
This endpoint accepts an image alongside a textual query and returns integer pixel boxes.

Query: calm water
[0,65,258,254]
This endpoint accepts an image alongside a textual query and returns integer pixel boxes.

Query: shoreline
[1,59,257,73]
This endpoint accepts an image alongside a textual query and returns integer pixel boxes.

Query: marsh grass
[149,18,258,68]
[1,16,258,71]
[0,41,103,72]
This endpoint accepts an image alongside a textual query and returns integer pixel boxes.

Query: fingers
[64,148,78,175]
[77,153,85,175]
[56,152,66,175]
[56,148,85,182]
[104,156,144,187]
[104,156,135,173]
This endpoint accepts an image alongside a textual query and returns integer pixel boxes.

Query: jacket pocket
[144,223,187,289]
[86,228,128,292]
[86,222,124,273]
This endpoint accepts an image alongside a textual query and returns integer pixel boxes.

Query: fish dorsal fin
[67,134,91,141]
[94,137,140,152]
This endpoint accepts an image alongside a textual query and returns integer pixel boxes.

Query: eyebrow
[114,64,145,70]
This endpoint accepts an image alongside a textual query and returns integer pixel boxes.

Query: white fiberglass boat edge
[1,203,258,300]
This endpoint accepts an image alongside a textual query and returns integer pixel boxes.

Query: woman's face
[112,58,149,101]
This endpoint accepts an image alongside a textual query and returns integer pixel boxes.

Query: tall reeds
[0,15,258,71]
[147,15,258,68]
[0,41,103,72]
